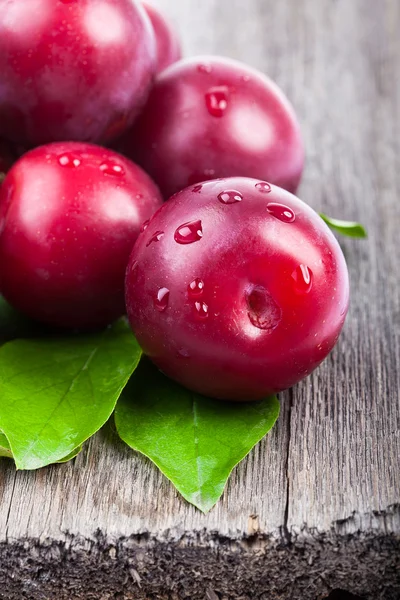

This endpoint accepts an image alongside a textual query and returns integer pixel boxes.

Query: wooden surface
[0,0,399,578]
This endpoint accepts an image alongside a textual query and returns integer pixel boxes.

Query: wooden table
[0,0,399,598]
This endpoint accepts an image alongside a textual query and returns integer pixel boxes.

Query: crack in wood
[282,389,294,545]
[4,472,17,543]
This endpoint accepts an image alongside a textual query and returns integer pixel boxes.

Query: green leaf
[320,213,367,238]
[0,428,81,463]
[0,319,142,470]
[0,431,13,459]
[56,445,82,463]
[115,360,280,513]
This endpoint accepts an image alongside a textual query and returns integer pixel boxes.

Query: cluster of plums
[0,0,349,401]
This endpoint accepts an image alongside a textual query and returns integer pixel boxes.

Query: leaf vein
[18,347,99,463]
[0,353,97,384]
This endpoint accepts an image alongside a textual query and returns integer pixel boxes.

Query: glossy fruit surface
[0,0,155,147]
[0,142,163,329]
[143,2,181,73]
[122,56,304,199]
[125,178,349,401]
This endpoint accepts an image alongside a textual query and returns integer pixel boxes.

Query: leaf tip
[319,213,368,239]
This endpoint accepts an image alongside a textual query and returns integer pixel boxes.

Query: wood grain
[0,0,399,555]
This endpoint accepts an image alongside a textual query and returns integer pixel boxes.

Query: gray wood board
[0,0,399,550]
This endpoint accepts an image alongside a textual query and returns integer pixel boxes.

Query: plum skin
[142,2,181,74]
[0,0,156,147]
[0,142,163,329]
[125,178,349,401]
[122,56,305,199]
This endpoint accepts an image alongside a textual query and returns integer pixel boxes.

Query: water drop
[291,265,313,293]
[255,181,272,194]
[155,288,170,312]
[129,261,139,284]
[197,63,212,74]
[58,153,81,168]
[267,202,295,223]
[100,162,125,177]
[192,184,203,193]
[177,348,191,359]
[205,86,229,117]
[194,301,209,319]
[146,231,164,247]
[140,219,150,233]
[246,286,282,331]
[218,190,243,204]
[174,220,203,245]
[188,278,204,297]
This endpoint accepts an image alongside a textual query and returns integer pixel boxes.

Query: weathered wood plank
[0,397,289,541]
[0,0,398,569]
[285,0,400,534]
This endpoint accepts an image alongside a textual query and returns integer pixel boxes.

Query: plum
[142,2,181,73]
[122,56,304,199]
[0,0,156,147]
[125,178,349,401]
[0,142,163,329]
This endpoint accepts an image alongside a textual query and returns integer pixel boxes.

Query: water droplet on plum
[197,63,212,74]
[58,153,81,168]
[174,220,203,245]
[177,348,191,359]
[194,301,209,319]
[129,261,139,283]
[100,162,124,177]
[246,286,282,331]
[255,181,272,194]
[146,231,164,247]
[267,202,295,223]
[205,86,229,117]
[188,278,205,297]
[140,219,150,233]
[291,265,313,293]
[218,190,243,204]
[155,288,170,312]
[192,184,203,193]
